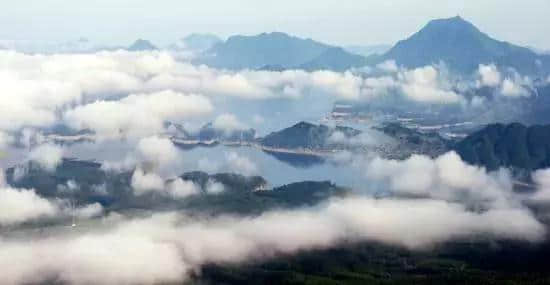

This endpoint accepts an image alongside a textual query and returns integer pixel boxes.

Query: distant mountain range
[299,47,368,72]
[195,32,366,71]
[192,16,549,76]
[5,17,548,76]
[455,123,550,171]
[344,44,391,57]
[379,16,550,76]
[168,34,222,51]
[0,38,122,54]
[127,39,158,51]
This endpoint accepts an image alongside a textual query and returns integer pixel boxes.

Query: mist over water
[1,6,550,284]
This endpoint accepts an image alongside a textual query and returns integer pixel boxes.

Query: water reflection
[178,145,366,189]
[1,143,367,189]
[262,150,325,168]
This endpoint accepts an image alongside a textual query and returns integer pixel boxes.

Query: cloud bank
[0,196,544,285]
[1,50,541,139]
[64,90,213,138]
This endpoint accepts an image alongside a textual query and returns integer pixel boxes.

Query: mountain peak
[261,32,290,37]
[450,15,465,21]
[433,15,466,23]
[177,34,222,51]
[226,32,295,43]
[423,15,479,34]
[128,39,157,51]
[202,32,332,70]
[381,16,548,75]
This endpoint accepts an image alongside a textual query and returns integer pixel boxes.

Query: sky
[0,0,549,49]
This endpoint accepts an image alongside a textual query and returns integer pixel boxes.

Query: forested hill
[455,123,550,171]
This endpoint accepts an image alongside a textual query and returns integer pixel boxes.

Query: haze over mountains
[455,123,550,171]
[195,32,338,70]
[168,33,222,52]
[185,16,549,76]
[127,39,158,51]
[379,16,550,76]
[5,16,548,77]
[344,44,391,57]
[4,10,550,284]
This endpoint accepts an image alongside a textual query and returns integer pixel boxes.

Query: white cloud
[477,64,502,87]
[0,51,201,135]
[224,151,259,176]
[0,132,14,149]
[18,128,45,148]
[210,73,267,98]
[91,183,109,196]
[252,114,265,125]
[205,179,225,194]
[360,76,398,99]
[0,50,365,102]
[28,143,64,171]
[57,180,79,194]
[501,78,529,97]
[376,60,399,73]
[131,168,165,195]
[0,170,104,225]
[0,185,59,226]
[399,66,462,104]
[98,136,184,183]
[64,90,213,138]
[101,154,138,173]
[0,196,543,284]
[196,152,259,176]
[365,152,515,208]
[74,202,104,219]
[474,64,533,98]
[197,157,220,173]
[0,50,489,135]
[0,169,5,186]
[0,228,186,285]
[357,65,465,104]
[166,178,201,199]
[212,113,248,132]
[328,128,395,148]
[531,169,550,201]
[310,71,362,100]
[136,136,180,168]
[0,71,81,131]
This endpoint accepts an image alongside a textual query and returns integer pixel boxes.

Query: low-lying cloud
[64,90,213,138]
[0,196,544,285]
[0,185,59,226]
[28,143,64,172]
[365,152,515,208]
[212,113,249,132]
[3,148,550,284]
[1,50,542,139]
[0,169,102,226]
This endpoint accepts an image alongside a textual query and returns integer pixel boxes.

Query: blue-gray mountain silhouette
[127,39,158,51]
[380,16,550,76]
[197,32,366,71]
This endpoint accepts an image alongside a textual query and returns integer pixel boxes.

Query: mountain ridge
[455,122,550,171]
[127,39,158,51]
[196,32,366,71]
[380,16,550,75]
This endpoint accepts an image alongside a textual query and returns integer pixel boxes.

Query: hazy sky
[1,0,549,49]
